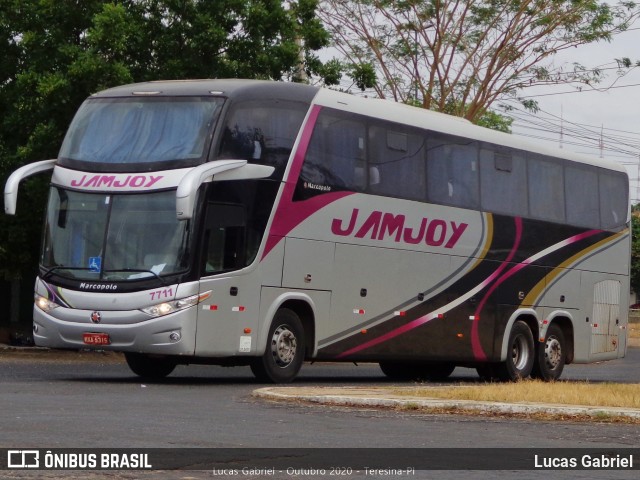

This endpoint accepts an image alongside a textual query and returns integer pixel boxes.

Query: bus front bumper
[32,305,197,356]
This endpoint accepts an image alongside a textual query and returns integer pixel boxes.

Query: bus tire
[421,363,456,381]
[125,353,177,379]
[494,320,534,381]
[379,362,455,381]
[531,323,566,381]
[476,363,500,382]
[379,362,415,380]
[250,308,305,383]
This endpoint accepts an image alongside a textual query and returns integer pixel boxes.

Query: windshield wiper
[42,266,168,286]
[103,269,168,286]
[41,266,92,280]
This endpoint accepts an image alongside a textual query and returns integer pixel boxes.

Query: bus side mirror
[4,159,57,215]
[175,160,274,220]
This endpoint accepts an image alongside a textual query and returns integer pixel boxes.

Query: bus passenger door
[195,202,261,357]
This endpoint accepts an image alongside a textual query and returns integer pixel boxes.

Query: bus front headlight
[35,294,59,313]
[140,291,211,318]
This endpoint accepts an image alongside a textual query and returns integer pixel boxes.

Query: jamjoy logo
[331,208,468,249]
[8,450,40,468]
[70,174,163,189]
[90,311,102,324]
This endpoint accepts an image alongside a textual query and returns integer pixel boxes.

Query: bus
[4,79,630,383]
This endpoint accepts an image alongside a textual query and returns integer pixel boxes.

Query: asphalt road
[1,347,639,479]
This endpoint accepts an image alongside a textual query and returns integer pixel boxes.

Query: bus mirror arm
[175,159,275,220]
[4,159,57,215]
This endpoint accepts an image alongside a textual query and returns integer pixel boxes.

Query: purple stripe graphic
[336,221,604,360]
[470,217,523,360]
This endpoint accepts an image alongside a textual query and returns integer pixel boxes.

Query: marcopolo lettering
[70,174,163,189]
[331,208,468,249]
[79,283,118,291]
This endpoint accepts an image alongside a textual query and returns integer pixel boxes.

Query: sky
[507,27,640,203]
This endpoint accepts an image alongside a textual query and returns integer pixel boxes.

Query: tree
[318,0,640,124]
[0,0,331,277]
[0,0,330,331]
[87,0,330,82]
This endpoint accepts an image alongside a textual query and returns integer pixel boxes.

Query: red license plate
[83,332,110,345]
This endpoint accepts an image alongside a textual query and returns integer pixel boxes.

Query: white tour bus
[4,79,630,382]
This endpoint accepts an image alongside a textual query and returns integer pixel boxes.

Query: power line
[519,81,640,98]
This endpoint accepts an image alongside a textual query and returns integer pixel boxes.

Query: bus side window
[368,124,426,201]
[427,135,479,209]
[203,203,246,275]
[528,156,565,223]
[565,165,599,228]
[218,101,307,179]
[297,110,366,196]
[599,171,628,229]
[480,147,527,217]
[324,115,366,191]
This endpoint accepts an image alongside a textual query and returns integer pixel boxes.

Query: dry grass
[394,380,640,409]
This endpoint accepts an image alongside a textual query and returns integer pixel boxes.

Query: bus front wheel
[250,308,305,383]
[494,321,534,381]
[531,323,566,381]
[125,353,177,379]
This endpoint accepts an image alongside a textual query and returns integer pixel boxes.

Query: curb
[0,343,48,351]
[253,387,640,420]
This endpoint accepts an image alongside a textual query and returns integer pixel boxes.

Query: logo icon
[90,311,102,324]
[88,256,101,273]
[8,450,40,468]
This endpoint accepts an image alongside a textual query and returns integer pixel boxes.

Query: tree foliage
[318,0,640,123]
[0,0,330,280]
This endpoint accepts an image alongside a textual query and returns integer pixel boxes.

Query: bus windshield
[58,97,223,167]
[42,188,192,281]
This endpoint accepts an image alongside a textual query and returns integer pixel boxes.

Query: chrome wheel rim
[544,336,562,371]
[270,325,297,368]
[511,334,530,371]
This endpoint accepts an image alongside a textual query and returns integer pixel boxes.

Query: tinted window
[480,147,527,216]
[292,107,629,230]
[528,156,565,223]
[218,100,308,180]
[203,203,247,274]
[59,97,223,171]
[203,180,279,274]
[565,166,599,228]
[368,125,426,201]
[427,135,479,209]
[297,110,366,196]
[600,171,628,229]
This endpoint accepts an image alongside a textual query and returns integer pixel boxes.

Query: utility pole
[599,125,604,159]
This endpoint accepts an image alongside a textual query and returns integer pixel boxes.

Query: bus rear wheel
[250,308,305,383]
[494,320,534,381]
[379,362,455,381]
[125,353,177,379]
[476,363,500,382]
[531,323,566,381]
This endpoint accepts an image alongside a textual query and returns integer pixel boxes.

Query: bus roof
[92,78,320,104]
[92,79,626,175]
